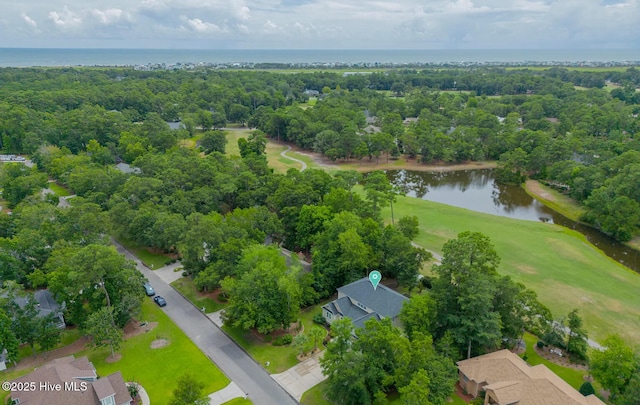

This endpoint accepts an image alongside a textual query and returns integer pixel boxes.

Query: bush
[537,341,544,349]
[579,382,595,397]
[313,313,327,326]
[272,334,293,346]
[181,271,188,277]
[420,276,432,290]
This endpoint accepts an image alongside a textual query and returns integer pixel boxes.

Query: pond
[386,169,640,272]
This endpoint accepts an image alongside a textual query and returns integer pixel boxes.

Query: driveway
[272,351,327,401]
[112,239,298,405]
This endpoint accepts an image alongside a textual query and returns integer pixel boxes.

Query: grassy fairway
[383,195,640,346]
[225,129,305,173]
[78,300,229,405]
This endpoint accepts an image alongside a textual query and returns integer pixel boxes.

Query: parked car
[143,283,155,296]
[154,296,167,307]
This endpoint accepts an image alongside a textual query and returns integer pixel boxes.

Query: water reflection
[386,169,640,272]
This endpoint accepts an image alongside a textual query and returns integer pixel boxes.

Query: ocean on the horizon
[1,48,640,67]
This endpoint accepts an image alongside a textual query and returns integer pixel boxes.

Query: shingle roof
[337,278,408,319]
[458,350,605,405]
[11,356,131,405]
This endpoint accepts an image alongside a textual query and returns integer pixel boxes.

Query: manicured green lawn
[222,324,299,373]
[383,194,640,346]
[222,398,252,405]
[170,277,227,313]
[521,332,586,390]
[2,302,228,405]
[48,182,72,197]
[300,381,332,405]
[222,301,331,373]
[77,300,229,405]
[112,233,171,269]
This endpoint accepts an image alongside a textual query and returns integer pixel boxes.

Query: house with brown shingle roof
[10,355,132,405]
[457,349,604,405]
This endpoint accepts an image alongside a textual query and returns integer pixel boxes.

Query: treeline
[1,67,639,239]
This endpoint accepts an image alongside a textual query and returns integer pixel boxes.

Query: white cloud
[0,0,637,49]
[183,17,224,33]
[22,13,38,29]
[48,6,83,30]
[90,8,133,25]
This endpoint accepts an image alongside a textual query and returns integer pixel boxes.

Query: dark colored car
[153,296,167,307]
[143,282,155,296]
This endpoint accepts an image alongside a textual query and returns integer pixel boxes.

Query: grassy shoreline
[523,180,585,222]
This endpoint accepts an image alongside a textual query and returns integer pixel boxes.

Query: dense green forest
[2,66,640,404]
[1,67,639,241]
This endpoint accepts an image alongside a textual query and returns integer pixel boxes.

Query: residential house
[13,289,66,329]
[322,278,408,329]
[457,349,605,405]
[10,355,132,405]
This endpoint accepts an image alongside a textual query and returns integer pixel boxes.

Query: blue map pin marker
[369,271,382,290]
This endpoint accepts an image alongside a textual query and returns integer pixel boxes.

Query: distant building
[10,356,132,405]
[457,349,605,405]
[13,289,65,329]
[322,278,408,329]
[115,163,141,174]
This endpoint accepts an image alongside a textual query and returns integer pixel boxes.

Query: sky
[0,0,639,49]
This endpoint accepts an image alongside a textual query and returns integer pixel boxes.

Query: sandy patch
[124,321,158,340]
[516,264,538,275]
[150,339,170,349]
[106,353,122,363]
[525,180,556,203]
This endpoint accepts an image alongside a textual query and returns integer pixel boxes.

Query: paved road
[280,145,307,171]
[112,239,298,405]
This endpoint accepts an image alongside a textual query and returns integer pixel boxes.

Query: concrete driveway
[272,351,327,401]
[112,239,298,405]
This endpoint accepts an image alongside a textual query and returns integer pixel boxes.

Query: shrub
[420,276,432,290]
[181,271,188,277]
[313,313,327,325]
[272,334,293,346]
[579,382,595,397]
[537,341,544,349]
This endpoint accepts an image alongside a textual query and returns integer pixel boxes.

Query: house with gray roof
[10,355,132,405]
[322,278,408,330]
[13,289,65,329]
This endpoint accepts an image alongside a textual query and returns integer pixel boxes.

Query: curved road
[112,239,298,405]
[280,145,307,171]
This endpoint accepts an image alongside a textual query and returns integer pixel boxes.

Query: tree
[617,373,640,405]
[292,332,310,356]
[398,370,433,405]
[566,309,589,362]
[431,231,502,359]
[199,130,228,154]
[590,334,637,398]
[400,294,437,340]
[46,244,145,327]
[308,325,326,352]
[0,163,48,208]
[83,307,123,357]
[35,313,63,352]
[0,309,18,364]
[364,170,395,221]
[168,373,210,405]
[221,245,302,334]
